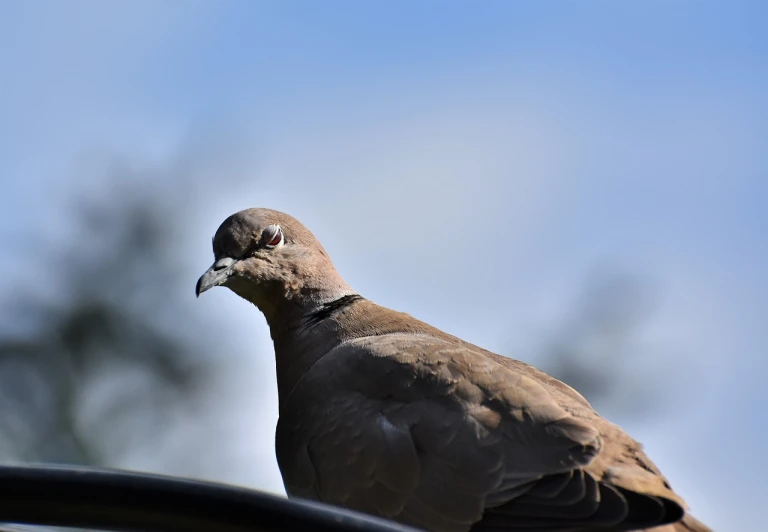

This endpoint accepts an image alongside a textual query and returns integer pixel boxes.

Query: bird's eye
[262,224,284,247]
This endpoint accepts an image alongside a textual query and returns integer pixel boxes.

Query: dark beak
[196,257,237,297]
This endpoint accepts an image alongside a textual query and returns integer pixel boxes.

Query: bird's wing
[275,332,627,532]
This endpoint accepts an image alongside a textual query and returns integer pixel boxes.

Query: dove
[196,208,710,532]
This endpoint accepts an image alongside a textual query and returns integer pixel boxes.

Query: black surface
[0,465,420,532]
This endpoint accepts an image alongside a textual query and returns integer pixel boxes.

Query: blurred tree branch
[0,153,245,468]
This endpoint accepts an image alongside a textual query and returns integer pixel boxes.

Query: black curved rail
[0,465,420,532]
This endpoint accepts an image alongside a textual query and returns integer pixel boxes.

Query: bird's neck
[268,295,359,407]
[234,266,356,335]
[269,297,449,409]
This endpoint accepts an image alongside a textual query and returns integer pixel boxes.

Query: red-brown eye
[267,231,282,246]
[263,224,283,247]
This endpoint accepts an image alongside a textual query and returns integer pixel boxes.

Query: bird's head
[196,208,354,325]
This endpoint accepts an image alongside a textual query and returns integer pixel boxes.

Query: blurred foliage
[0,173,218,467]
[537,269,672,418]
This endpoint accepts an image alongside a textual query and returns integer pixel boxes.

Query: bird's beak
[196,257,238,297]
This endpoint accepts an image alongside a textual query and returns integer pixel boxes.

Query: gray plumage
[196,208,710,532]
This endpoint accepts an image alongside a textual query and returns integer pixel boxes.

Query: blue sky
[2,2,767,530]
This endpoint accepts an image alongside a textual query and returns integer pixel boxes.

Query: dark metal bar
[0,465,420,532]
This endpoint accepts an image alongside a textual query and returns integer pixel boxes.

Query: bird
[196,208,710,532]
